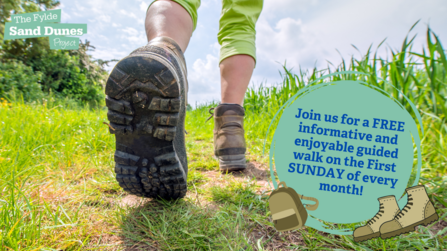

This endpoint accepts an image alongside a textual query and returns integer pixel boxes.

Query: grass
[0,25,446,250]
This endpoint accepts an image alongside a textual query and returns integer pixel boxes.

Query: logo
[4,9,87,50]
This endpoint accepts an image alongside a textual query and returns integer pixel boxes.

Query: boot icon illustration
[353,195,401,242]
[380,185,439,239]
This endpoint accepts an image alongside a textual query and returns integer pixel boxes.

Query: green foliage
[0,1,110,105]
[24,40,109,104]
[210,178,266,212]
[0,92,445,250]
[1,39,109,105]
[0,59,44,101]
[0,0,60,54]
[119,200,253,250]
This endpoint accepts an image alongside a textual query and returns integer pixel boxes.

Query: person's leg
[218,0,263,105]
[145,0,195,52]
[220,55,255,105]
[213,0,263,171]
[105,0,200,199]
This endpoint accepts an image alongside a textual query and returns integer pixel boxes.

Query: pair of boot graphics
[353,185,439,242]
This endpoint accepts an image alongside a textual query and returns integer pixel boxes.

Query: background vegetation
[0,0,112,105]
[0,4,446,249]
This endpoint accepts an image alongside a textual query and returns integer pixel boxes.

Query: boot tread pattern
[105,57,187,199]
[114,150,187,199]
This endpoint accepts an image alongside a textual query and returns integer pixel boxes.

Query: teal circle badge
[267,72,422,234]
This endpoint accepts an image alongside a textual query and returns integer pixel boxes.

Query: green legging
[148,0,264,64]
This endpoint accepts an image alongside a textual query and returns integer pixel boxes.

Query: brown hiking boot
[210,104,247,171]
[105,36,189,200]
[380,185,439,239]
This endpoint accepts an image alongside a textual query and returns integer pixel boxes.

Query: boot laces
[205,107,215,123]
[367,203,384,225]
[395,194,413,219]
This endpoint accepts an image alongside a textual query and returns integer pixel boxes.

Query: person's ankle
[221,102,243,107]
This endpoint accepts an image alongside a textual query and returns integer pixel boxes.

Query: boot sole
[380,213,439,239]
[353,232,380,242]
[105,52,187,200]
[218,154,246,172]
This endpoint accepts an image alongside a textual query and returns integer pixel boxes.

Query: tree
[0,0,60,60]
[0,0,114,105]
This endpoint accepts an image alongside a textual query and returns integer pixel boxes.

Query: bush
[0,39,110,106]
[0,60,44,101]
[26,48,107,104]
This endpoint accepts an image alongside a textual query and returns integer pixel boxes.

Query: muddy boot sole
[105,49,187,200]
[380,213,439,239]
[218,154,246,172]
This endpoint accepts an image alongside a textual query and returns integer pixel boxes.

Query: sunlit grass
[0,25,446,250]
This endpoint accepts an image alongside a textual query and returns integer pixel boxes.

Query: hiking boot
[211,104,247,171]
[380,185,439,239]
[105,36,188,200]
[353,195,400,242]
